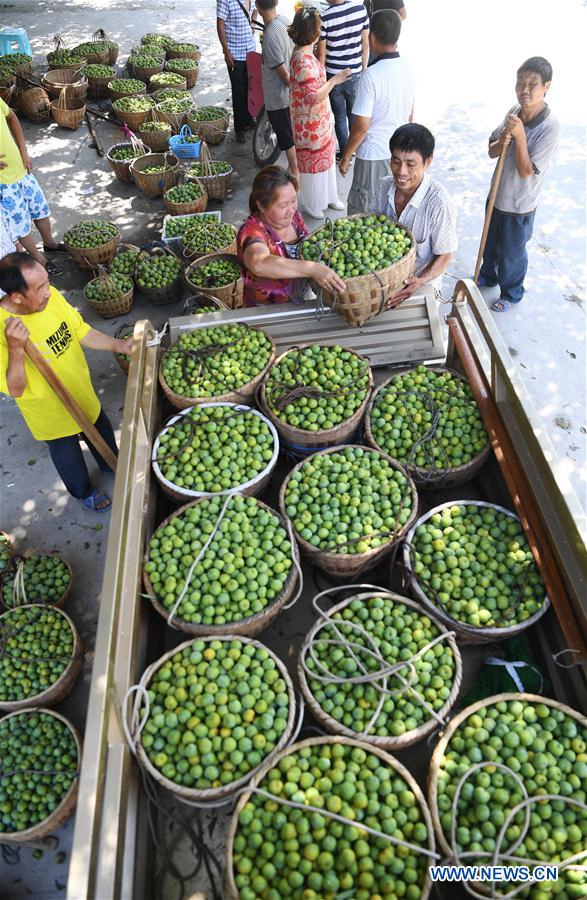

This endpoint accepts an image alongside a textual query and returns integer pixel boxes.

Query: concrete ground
[0,0,585,897]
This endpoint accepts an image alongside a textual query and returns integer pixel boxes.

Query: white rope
[552,648,587,669]
[166,493,234,629]
[441,755,587,900]
[281,517,304,611]
[147,321,169,347]
[301,584,456,738]
[12,558,27,608]
[485,656,544,693]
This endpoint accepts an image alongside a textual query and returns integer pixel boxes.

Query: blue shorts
[0,172,51,242]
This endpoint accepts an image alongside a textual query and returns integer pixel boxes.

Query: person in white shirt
[371,123,458,307]
[339,9,414,213]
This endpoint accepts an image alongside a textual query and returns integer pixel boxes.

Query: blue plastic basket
[168,125,201,160]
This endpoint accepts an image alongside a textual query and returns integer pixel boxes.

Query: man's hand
[0,153,7,170]
[505,114,525,141]
[224,48,235,70]
[117,337,134,356]
[386,276,421,309]
[338,154,351,177]
[5,317,29,350]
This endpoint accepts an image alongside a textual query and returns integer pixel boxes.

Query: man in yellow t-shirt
[0,254,133,512]
[0,98,64,273]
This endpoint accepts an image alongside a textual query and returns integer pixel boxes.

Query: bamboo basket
[0,605,82,712]
[302,214,417,327]
[8,59,33,78]
[184,235,237,263]
[42,68,88,100]
[91,29,118,65]
[0,531,14,574]
[130,60,164,82]
[138,119,172,152]
[166,45,201,62]
[225,735,435,900]
[50,89,86,130]
[155,101,193,134]
[19,87,51,123]
[129,152,181,198]
[135,247,183,306]
[0,72,16,104]
[186,110,229,146]
[279,445,419,580]
[427,692,587,881]
[164,59,199,89]
[110,242,149,276]
[108,79,147,100]
[132,636,297,802]
[365,366,492,489]
[163,178,208,216]
[298,590,462,750]
[159,328,276,411]
[185,151,233,201]
[106,141,151,184]
[64,226,120,271]
[148,73,187,94]
[111,321,136,374]
[182,292,228,315]
[111,99,156,130]
[259,343,373,451]
[184,253,243,309]
[0,709,82,843]
[84,273,134,319]
[84,67,115,99]
[403,500,551,644]
[46,55,87,72]
[152,402,280,503]
[143,497,298,638]
[0,550,73,611]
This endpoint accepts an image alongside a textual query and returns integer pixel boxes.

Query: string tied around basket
[301,583,456,737]
[442,756,587,900]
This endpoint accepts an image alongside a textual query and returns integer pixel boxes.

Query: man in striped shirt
[317,0,370,158]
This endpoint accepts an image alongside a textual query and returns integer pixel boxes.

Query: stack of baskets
[42,68,88,101]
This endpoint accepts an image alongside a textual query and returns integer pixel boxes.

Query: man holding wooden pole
[0,254,133,512]
[478,56,559,312]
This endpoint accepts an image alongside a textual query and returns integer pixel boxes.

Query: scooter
[246,49,281,167]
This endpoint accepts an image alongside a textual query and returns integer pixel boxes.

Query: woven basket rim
[151,401,280,500]
[0,604,82,711]
[106,141,151,164]
[225,734,435,900]
[297,589,463,750]
[184,251,241,289]
[427,692,587,862]
[158,325,276,409]
[134,634,297,801]
[278,444,419,565]
[0,708,81,841]
[129,151,180,174]
[259,342,374,448]
[364,365,492,483]
[403,500,551,640]
[1,551,72,612]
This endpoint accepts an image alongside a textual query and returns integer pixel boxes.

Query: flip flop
[491,299,512,313]
[82,489,111,512]
[45,260,64,276]
[43,242,67,253]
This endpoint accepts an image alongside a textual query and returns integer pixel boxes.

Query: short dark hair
[389,123,435,161]
[288,7,321,47]
[371,8,402,45]
[0,252,40,295]
[255,0,277,9]
[249,165,298,215]
[517,56,553,84]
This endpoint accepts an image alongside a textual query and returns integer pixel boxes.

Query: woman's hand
[311,262,346,293]
[331,68,352,86]
[21,151,33,172]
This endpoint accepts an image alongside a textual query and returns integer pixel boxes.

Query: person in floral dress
[287,8,351,219]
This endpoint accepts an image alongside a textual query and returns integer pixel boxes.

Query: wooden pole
[85,111,104,156]
[447,317,586,660]
[473,144,508,283]
[24,339,118,472]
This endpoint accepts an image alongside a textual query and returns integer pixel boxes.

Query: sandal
[82,489,111,512]
[491,299,512,313]
[43,242,67,253]
[45,260,64,276]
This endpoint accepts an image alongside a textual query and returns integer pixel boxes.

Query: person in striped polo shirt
[317,0,370,158]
